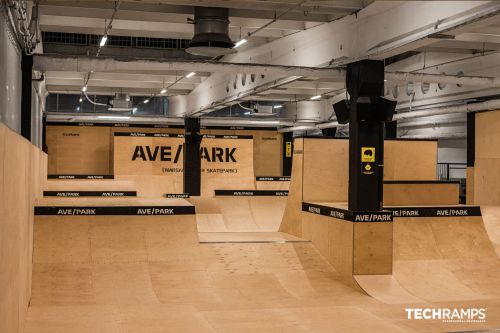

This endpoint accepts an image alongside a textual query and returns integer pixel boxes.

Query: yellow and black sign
[285,142,292,157]
[361,147,375,162]
[361,162,375,175]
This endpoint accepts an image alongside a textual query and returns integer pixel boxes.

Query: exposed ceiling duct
[186,7,236,57]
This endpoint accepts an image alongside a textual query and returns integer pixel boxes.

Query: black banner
[385,206,482,217]
[114,132,184,138]
[255,176,291,181]
[47,122,277,131]
[47,121,184,128]
[164,193,190,198]
[48,175,114,179]
[383,180,460,184]
[302,202,393,222]
[44,191,136,197]
[35,205,195,215]
[215,190,288,196]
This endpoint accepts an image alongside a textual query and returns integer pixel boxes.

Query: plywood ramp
[25,200,450,333]
[191,196,287,233]
[392,214,500,302]
[479,206,500,256]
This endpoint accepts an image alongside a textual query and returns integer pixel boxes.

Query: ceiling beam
[174,1,500,116]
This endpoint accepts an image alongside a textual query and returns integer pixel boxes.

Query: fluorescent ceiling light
[143,99,150,104]
[99,35,108,47]
[186,72,196,78]
[97,116,131,120]
[273,104,283,109]
[243,111,251,115]
[310,95,322,100]
[81,86,87,92]
[160,88,167,94]
[234,39,247,48]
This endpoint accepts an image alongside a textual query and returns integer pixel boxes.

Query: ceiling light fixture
[144,99,150,104]
[273,104,283,109]
[310,95,322,100]
[186,72,196,78]
[97,116,131,120]
[82,86,87,92]
[99,35,108,47]
[160,88,167,94]
[234,39,247,48]
[79,97,83,103]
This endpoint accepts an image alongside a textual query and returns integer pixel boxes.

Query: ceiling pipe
[400,132,466,139]
[394,99,500,121]
[33,55,500,86]
[385,71,500,86]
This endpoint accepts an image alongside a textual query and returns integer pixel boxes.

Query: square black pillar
[21,53,33,141]
[347,60,386,211]
[282,132,293,176]
[467,112,475,168]
[385,120,397,139]
[183,118,202,196]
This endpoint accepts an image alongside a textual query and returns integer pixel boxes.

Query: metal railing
[437,162,467,181]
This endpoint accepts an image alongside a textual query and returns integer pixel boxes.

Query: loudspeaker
[346,60,385,97]
[332,100,350,124]
[356,97,397,122]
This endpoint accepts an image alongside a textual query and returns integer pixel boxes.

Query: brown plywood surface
[44,179,136,191]
[384,140,437,181]
[384,183,459,206]
[113,135,255,196]
[279,138,304,237]
[480,206,500,257]
[191,196,286,233]
[0,124,47,333]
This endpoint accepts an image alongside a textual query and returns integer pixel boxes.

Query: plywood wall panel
[303,139,348,202]
[47,126,283,177]
[384,140,437,181]
[384,183,459,206]
[0,124,47,333]
[279,138,304,237]
[475,111,500,159]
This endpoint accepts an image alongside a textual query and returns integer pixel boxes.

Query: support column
[282,132,293,176]
[21,53,33,141]
[183,118,202,195]
[385,120,397,139]
[466,112,476,204]
[347,60,386,211]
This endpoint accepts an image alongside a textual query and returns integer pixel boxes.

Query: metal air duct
[186,7,236,57]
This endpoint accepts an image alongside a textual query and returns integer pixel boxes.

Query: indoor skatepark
[3,1,500,333]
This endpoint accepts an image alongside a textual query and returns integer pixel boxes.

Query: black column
[385,120,397,139]
[42,113,48,153]
[21,53,33,141]
[183,118,202,195]
[347,60,385,211]
[467,112,475,167]
[282,132,293,176]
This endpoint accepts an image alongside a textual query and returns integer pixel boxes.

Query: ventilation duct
[186,7,236,57]
[109,93,132,112]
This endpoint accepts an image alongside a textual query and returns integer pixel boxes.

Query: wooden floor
[25,202,500,332]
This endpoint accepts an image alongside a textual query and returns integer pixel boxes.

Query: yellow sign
[361,147,375,162]
[286,141,292,157]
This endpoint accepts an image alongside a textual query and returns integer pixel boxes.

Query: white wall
[0,8,22,133]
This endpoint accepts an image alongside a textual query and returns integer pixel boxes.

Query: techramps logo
[405,308,487,323]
